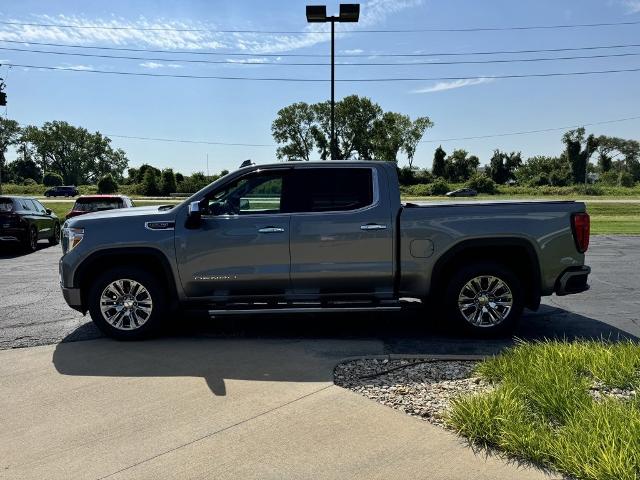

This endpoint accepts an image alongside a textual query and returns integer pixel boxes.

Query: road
[0,236,638,352]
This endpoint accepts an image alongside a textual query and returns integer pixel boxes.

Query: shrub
[43,172,63,187]
[97,174,118,194]
[141,170,160,196]
[429,178,450,196]
[160,168,177,196]
[467,174,497,194]
[23,178,37,186]
[619,171,635,188]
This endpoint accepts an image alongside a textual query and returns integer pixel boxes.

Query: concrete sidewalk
[0,339,551,480]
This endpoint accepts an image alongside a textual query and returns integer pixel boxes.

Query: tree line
[0,117,228,195]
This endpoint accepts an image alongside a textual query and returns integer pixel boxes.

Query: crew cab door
[287,166,395,296]
[175,169,291,298]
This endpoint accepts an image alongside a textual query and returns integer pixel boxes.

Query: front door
[287,167,395,297]
[175,170,291,299]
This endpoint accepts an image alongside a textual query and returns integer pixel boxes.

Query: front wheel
[87,267,167,340]
[24,226,38,253]
[444,262,523,336]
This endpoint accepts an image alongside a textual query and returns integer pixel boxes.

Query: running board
[208,306,402,316]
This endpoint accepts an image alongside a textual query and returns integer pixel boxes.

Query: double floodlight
[306,4,360,23]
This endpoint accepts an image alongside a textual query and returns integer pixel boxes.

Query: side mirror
[239,198,250,211]
[46,209,53,215]
[186,201,202,229]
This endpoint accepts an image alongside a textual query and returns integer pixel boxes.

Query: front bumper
[0,227,25,243]
[555,266,591,296]
[61,286,84,312]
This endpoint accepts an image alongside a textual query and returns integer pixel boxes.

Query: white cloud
[0,2,423,56]
[412,77,494,93]
[139,61,183,69]
[225,57,269,64]
[342,49,364,54]
[60,64,93,71]
[622,0,640,12]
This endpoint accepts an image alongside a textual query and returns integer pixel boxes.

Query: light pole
[306,4,360,160]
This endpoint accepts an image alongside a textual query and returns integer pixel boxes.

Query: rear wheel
[444,262,523,335]
[49,223,60,245]
[88,267,167,340]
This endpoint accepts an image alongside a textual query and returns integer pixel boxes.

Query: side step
[208,305,402,316]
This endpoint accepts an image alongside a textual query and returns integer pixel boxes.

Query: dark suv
[44,185,79,197]
[0,196,61,252]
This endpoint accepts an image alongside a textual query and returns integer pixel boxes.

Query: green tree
[271,102,316,161]
[135,164,161,184]
[141,169,159,196]
[402,116,433,168]
[160,168,177,195]
[0,117,21,193]
[432,146,447,178]
[488,150,522,184]
[7,156,42,183]
[273,95,431,162]
[515,156,572,186]
[562,128,599,184]
[43,172,64,186]
[371,112,411,161]
[445,149,479,182]
[22,121,128,185]
[97,174,118,194]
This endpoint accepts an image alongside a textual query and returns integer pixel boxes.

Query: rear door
[287,166,395,296]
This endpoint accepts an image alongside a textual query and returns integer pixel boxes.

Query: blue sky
[1,0,640,174]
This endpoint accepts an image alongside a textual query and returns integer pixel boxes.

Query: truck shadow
[52,305,637,396]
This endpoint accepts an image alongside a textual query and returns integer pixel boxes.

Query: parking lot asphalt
[1,236,638,353]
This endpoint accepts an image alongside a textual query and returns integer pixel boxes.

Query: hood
[65,205,177,226]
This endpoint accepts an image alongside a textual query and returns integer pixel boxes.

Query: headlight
[62,227,84,254]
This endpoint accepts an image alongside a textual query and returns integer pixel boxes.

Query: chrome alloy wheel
[457,275,513,327]
[99,279,153,330]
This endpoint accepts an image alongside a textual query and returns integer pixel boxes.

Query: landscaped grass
[41,200,172,221]
[448,340,640,480]
[41,199,640,234]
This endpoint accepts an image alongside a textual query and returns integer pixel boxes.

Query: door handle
[258,227,285,233]
[360,224,387,231]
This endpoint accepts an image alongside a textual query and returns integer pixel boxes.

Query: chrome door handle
[258,227,285,233]
[360,224,387,231]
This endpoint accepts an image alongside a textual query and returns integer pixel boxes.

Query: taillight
[571,212,590,253]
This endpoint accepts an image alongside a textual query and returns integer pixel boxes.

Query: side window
[286,168,374,213]
[33,200,47,213]
[19,199,33,211]
[205,172,284,216]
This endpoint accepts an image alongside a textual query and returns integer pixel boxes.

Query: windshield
[0,199,13,212]
[73,199,123,212]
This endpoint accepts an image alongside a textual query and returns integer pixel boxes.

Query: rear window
[0,199,13,212]
[74,198,124,212]
[286,168,373,213]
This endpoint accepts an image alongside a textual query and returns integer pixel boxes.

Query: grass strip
[448,340,640,480]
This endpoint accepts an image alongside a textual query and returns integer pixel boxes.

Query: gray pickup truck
[59,161,591,339]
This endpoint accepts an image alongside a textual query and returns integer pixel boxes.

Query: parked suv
[59,161,590,339]
[0,196,61,251]
[65,195,134,220]
[44,185,79,197]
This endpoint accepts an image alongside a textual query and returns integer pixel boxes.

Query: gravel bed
[589,382,637,401]
[334,358,490,428]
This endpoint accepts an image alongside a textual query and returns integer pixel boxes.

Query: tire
[87,266,167,340]
[49,223,60,245]
[24,226,38,253]
[444,261,523,336]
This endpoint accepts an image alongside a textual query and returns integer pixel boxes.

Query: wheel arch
[430,237,542,310]
[74,247,179,310]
